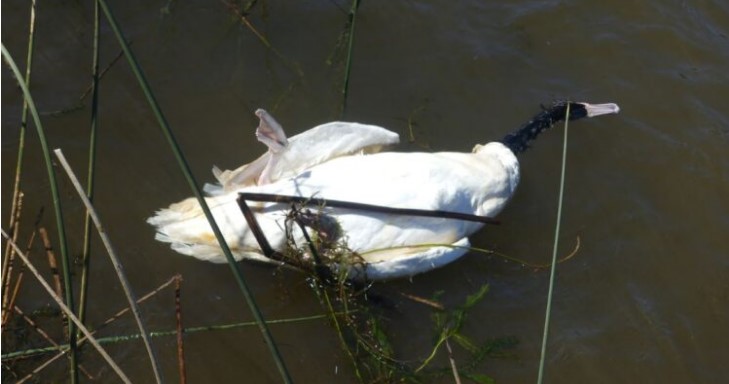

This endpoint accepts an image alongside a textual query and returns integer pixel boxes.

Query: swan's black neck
[501,101,589,155]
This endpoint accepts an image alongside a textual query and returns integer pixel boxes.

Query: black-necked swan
[147,101,619,280]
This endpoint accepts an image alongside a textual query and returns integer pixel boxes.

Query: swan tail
[147,195,241,263]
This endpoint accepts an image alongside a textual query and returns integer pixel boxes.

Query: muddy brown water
[2,1,728,382]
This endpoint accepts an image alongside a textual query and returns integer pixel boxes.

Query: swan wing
[254,109,288,152]
[262,121,400,183]
[207,152,270,194]
[212,112,400,191]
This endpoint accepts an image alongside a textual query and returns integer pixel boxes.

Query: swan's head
[501,101,620,154]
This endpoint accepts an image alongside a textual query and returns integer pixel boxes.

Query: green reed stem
[340,0,360,119]
[95,1,292,382]
[537,103,570,384]
[1,43,79,384]
[77,0,101,334]
[3,313,341,360]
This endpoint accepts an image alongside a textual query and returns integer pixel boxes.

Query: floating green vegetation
[308,275,518,383]
[241,199,519,383]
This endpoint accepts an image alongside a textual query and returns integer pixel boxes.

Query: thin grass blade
[537,103,571,383]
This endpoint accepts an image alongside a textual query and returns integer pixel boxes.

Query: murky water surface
[3,1,728,382]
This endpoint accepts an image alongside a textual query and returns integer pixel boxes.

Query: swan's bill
[582,102,620,118]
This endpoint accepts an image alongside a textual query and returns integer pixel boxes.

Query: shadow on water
[3,0,729,382]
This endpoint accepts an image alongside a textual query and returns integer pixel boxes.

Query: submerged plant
[271,203,518,383]
[308,274,517,383]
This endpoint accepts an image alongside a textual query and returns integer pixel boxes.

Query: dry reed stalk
[399,292,445,311]
[12,307,95,381]
[16,359,95,384]
[222,0,304,78]
[46,47,130,116]
[2,191,24,308]
[54,149,163,384]
[3,366,20,381]
[2,228,37,326]
[39,227,70,341]
[175,276,187,384]
[2,207,43,326]
[3,161,21,294]
[78,47,124,102]
[2,232,17,304]
[22,276,180,377]
[444,337,462,384]
[97,275,180,330]
[3,269,26,326]
[2,230,132,383]
[13,306,56,353]
[39,228,63,300]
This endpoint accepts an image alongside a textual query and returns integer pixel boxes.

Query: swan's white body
[148,112,519,280]
[149,103,618,280]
